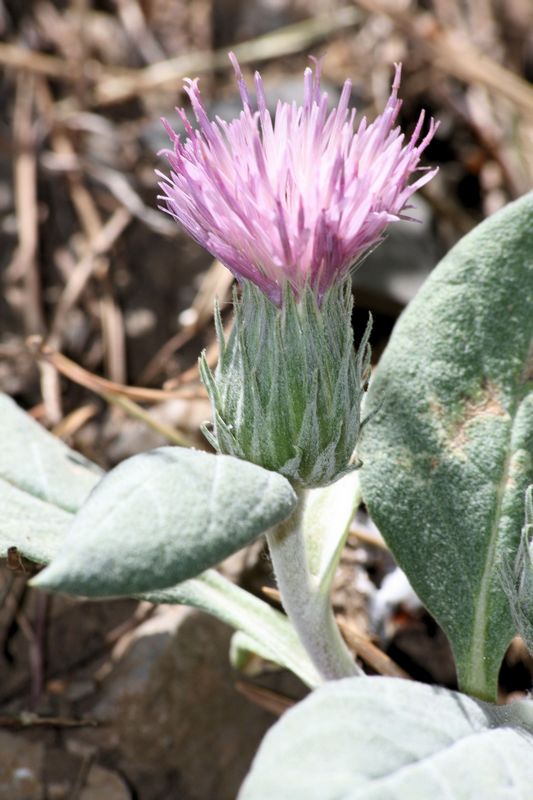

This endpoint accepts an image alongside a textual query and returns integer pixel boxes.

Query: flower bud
[200,279,371,488]
[500,486,533,653]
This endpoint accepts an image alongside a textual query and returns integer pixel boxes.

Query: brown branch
[0,713,99,729]
[27,336,204,402]
[351,0,533,118]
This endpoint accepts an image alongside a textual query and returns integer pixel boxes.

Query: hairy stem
[266,488,362,681]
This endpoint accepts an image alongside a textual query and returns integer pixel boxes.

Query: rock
[0,731,44,800]
[80,764,131,800]
[70,607,277,800]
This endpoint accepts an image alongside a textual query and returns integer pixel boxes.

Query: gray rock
[80,764,131,800]
[70,607,276,800]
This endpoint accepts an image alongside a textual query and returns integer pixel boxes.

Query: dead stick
[27,337,196,447]
[27,336,205,402]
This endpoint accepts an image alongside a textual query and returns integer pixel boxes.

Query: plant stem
[266,488,362,681]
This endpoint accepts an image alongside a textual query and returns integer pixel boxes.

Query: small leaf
[0,478,70,564]
[147,569,321,688]
[33,447,297,596]
[0,393,102,514]
[359,193,533,699]
[0,393,102,563]
[239,676,533,800]
[303,471,361,593]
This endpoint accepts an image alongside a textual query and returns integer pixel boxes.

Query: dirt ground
[1,0,533,797]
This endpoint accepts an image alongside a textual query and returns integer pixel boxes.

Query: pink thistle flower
[158,56,438,306]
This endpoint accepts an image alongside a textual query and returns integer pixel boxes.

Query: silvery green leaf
[359,192,533,700]
[0,393,102,562]
[239,676,533,800]
[0,393,102,513]
[0,479,70,564]
[303,471,361,594]
[33,447,297,596]
[0,395,317,685]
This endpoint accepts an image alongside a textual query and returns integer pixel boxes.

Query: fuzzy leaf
[0,393,103,513]
[303,471,361,593]
[1,396,317,684]
[239,677,533,800]
[359,193,533,699]
[0,393,102,562]
[33,447,297,596]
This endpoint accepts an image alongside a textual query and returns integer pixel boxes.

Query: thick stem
[266,489,362,681]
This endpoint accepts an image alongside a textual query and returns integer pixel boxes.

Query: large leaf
[33,446,297,596]
[359,193,533,699]
[239,676,533,800]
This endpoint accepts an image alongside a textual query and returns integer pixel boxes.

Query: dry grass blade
[10,72,44,335]
[28,336,203,402]
[27,337,195,447]
[51,403,99,439]
[113,0,166,63]
[352,0,533,118]
[337,617,410,680]
[348,524,388,550]
[85,162,176,236]
[94,7,362,105]
[0,43,84,80]
[99,275,127,386]
[49,207,132,342]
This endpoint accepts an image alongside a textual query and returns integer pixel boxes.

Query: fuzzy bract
[199,279,372,487]
[158,56,438,305]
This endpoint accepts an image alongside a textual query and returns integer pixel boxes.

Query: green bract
[501,486,533,654]
[200,280,371,488]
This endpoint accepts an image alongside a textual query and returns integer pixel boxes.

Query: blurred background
[0,1,532,798]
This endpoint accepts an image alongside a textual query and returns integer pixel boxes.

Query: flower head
[158,56,438,305]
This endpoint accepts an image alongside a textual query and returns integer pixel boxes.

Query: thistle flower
[158,56,438,306]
